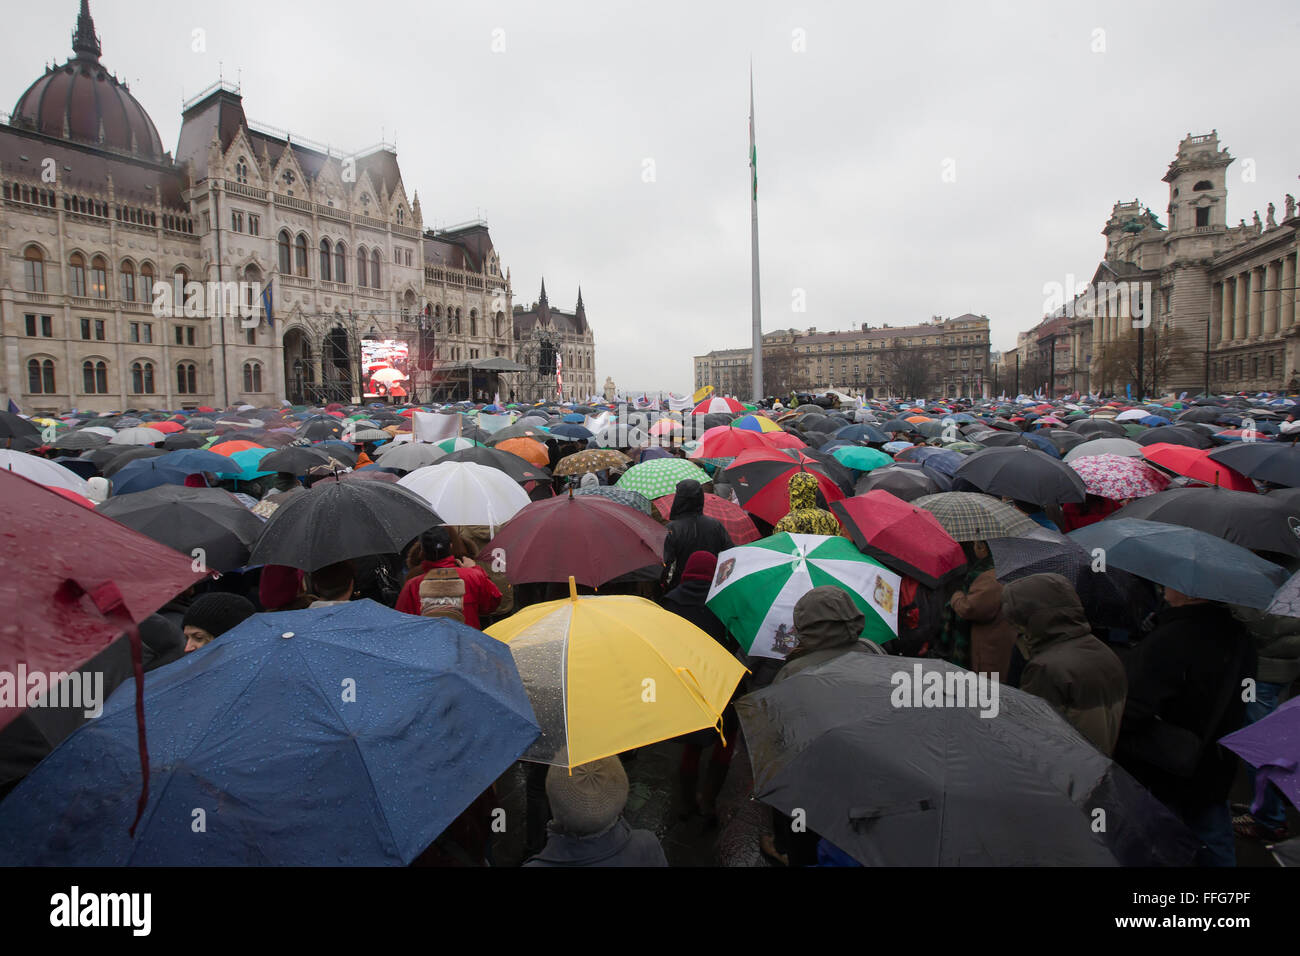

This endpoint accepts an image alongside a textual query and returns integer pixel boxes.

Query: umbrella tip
[568,575,578,601]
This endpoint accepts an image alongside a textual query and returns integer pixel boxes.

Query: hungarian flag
[749,70,758,201]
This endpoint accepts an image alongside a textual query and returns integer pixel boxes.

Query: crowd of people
[0,388,1297,867]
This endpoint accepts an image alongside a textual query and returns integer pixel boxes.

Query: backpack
[419,567,466,624]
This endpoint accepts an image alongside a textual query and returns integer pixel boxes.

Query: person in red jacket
[395,527,501,628]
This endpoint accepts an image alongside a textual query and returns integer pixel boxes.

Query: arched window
[244,265,262,313]
[90,256,108,299]
[23,247,45,292]
[68,253,86,297]
[319,239,332,281]
[243,361,263,392]
[434,304,442,320]
[334,242,346,284]
[370,249,381,288]
[28,358,55,393]
[294,235,308,277]
[1193,180,1214,192]
[83,360,108,394]
[120,261,136,302]
[132,361,155,394]
[177,362,197,394]
[278,231,292,274]
[235,157,249,184]
[470,309,478,337]
[140,263,154,302]
[356,246,368,288]
[495,311,505,337]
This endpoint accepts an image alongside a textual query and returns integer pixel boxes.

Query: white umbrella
[371,367,407,383]
[109,426,164,446]
[1115,408,1149,422]
[398,460,530,530]
[0,449,90,496]
[81,426,118,438]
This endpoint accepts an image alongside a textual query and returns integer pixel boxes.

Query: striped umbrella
[705,533,901,660]
[693,396,746,415]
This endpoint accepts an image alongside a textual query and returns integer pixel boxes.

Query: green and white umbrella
[706,533,901,660]
[616,457,709,500]
[434,436,485,454]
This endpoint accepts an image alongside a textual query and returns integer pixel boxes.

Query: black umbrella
[1207,442,1300,487]
[1176,406,1226,423]
[986,532,1156,630]
[258,446,333,475]
[162,431,207,450]
[881,419,918,433]
[100,446,169,476]
[487,423,549,444]
[971,431,1033,449]
[0,411,41,443]
[1070,419,1126,438]
[735,653,1198,866]
[1047,430,1089,454]
[249,478,443,572]
[297,418,345,441]
[954,445,1085,505]
[853,463,946,501]
[1109,488,1300,558]
[50,429,109,451]
[97,486,265,571]
[440,447,551,484]
[798,448,857,496]
[1136,425,1212,449]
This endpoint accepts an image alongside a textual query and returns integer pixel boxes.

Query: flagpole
[749,65,763,405]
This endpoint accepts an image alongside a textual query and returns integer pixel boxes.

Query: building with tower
[511,279,597,401]
[0,1,588,412]
[1038,131,1300,396]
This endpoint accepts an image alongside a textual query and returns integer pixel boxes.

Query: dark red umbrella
[831,490,967,588]
[482,491,666,587]
[0,469,210,831]
[652,492,761,544]
[723,448,846,527]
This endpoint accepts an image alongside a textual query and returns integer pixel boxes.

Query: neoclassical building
[1036,131,1300,397]
[0,2,577,413]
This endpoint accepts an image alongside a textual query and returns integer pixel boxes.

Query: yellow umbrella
[486,578,746,768]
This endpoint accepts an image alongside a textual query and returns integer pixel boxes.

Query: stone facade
[693,314,992,399]
[1035,131,1300,397]
[0,3,588,413]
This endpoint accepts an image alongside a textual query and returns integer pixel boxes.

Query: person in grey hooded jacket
[774,585,886,684]
[1001,573,1128,755]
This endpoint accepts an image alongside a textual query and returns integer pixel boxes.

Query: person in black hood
[661,479,732,592]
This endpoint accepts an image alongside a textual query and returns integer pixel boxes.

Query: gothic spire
[72,0,102,61]
[538,277,548,307]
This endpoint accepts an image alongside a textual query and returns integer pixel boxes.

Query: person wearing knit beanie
[183,592,256,653]
[680,551,717,584]
[524,757,668,867]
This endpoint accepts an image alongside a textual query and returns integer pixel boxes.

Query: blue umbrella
[0,601,539,865]
[1021,432,1062,458]
[111,449,236,494]
[1069,518,1289,609]
[561,413,585,423]
[548,423,594,440]
[834,423,888,444]
[1139,415,1168,427]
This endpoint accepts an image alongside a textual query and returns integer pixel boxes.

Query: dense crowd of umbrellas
[0,387,1298,866]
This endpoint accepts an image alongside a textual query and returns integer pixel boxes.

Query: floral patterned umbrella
[1067,454,1170,500]
[554,448,631,476]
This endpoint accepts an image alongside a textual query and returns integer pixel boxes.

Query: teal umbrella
[217,447,276,481]
[830,445,893,473]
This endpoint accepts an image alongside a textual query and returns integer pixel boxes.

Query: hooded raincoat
[1001,573,1128,755]
[662,479,732,591]
[775,585,886,683]
[772,472,844,537]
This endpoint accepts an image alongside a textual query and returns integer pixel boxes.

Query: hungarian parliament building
[1,2,598,412]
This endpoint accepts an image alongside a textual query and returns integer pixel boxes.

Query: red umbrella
[652,491,761,543]
[0,470,209,830]
[689,425,774,460]
[723,448,847,526]
[830,490,966,588]
[755,430,806,451]
[1141,442,1255,492]
[143,421,183,434]
[483,492,666,587]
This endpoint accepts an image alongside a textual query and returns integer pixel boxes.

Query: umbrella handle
[674,666,727,746]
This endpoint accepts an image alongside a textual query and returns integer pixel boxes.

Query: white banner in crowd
[666,393,693,412]
[413,411,461,443]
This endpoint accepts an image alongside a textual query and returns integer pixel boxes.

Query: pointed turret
[538,277,548,307]
[72,0,102,62]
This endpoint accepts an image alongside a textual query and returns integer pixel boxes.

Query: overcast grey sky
[4,1,1298,394]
